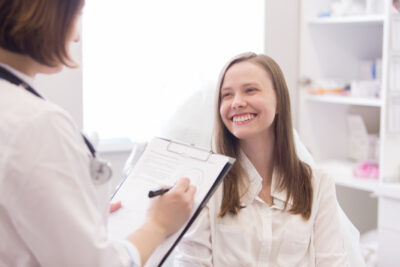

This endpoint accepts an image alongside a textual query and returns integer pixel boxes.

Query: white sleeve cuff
[119,240,142,267]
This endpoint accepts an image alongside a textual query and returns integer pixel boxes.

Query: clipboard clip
[165,139,212,162]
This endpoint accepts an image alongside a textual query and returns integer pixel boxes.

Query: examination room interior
[32,0,400,266]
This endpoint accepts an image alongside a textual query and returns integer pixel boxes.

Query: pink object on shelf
[340,90,350,96]
[353,161,379,179]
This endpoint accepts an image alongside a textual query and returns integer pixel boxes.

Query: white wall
[265,0,300,127]
[102,0,303,191]
[35,0,303,213]
[34,40,83,128]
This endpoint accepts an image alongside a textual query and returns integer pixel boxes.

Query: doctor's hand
[146,177,196,237]
[126,178,195,265]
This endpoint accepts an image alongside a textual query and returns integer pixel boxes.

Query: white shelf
[309,15,385,24]
[318,160,379,192]
[306,94,382,107]
[376,183,400,200]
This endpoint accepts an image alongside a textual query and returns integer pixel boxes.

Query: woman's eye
[246,88,257,93]
[221,92,232,98]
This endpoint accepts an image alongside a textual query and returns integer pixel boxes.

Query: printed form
[108,137,235,266]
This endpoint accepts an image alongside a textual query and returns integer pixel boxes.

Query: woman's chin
[231,130,254,141]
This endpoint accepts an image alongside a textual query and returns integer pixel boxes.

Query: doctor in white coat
[0,1,195,266]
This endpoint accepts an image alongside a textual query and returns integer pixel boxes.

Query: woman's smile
[231,113,256,125]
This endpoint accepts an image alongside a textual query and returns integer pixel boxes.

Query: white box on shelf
[347,115,379,161]
[359,58,382,80]
[350,80,380,98]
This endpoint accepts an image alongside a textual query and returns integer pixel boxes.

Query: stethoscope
[0,66,112,184]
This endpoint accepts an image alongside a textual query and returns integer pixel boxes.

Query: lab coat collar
[0,63,35,89]
[239,150,292,209]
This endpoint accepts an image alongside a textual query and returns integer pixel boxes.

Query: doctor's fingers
[170,177,191,193]
[184,185,196,204]
[171,178,196,203]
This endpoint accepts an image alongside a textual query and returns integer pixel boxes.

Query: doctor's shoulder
[1,83,83,155]
[2,81,76,129]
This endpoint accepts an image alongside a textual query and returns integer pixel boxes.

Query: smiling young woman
[174,52,349,267]
[215,52,313,219]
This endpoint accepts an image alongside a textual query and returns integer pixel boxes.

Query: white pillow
[160,87,216,149]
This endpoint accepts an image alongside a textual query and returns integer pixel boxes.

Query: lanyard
[0,66,96,157]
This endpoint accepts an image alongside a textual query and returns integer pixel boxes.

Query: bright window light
[82,0,264,142]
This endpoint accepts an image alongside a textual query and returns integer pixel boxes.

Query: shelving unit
[299,0,400,264]
[306,94,383,106]
[299,0,399,191]
[308,14,385,24]
[319,160,379,192]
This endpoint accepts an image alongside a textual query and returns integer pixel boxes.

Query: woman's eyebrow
[221,87,232,92]
[242,82,259,87]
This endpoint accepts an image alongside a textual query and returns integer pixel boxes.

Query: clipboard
[108,137,235,266]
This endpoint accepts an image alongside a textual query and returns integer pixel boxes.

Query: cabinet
[298,0,400,261]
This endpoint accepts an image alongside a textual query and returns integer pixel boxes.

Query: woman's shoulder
[310,167,336,193]
[311,167,334,180]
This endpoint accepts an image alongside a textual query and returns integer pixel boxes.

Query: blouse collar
[239,150,293,209]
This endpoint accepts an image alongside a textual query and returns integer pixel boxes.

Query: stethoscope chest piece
[90,157,113,185]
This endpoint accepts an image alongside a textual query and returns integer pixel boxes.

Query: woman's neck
[240,133,275,183]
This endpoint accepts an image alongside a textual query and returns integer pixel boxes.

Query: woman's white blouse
[0,76,141,267]
[174,152,349,267]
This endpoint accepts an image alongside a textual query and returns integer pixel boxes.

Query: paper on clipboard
[108,137,235,266]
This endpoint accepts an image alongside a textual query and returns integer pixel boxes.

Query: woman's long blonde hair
[214,52,313,220]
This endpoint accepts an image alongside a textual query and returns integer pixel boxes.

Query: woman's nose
[232,94,246,109]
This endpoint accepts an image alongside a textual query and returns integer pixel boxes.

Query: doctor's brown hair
[0,0,84,67]
[214,52,313,220]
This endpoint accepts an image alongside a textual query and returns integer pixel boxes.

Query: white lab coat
[0,65,141,267]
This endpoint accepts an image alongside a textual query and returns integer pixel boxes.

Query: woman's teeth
[233,114,255,122]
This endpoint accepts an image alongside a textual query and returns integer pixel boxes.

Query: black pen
[148,187,172,198]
